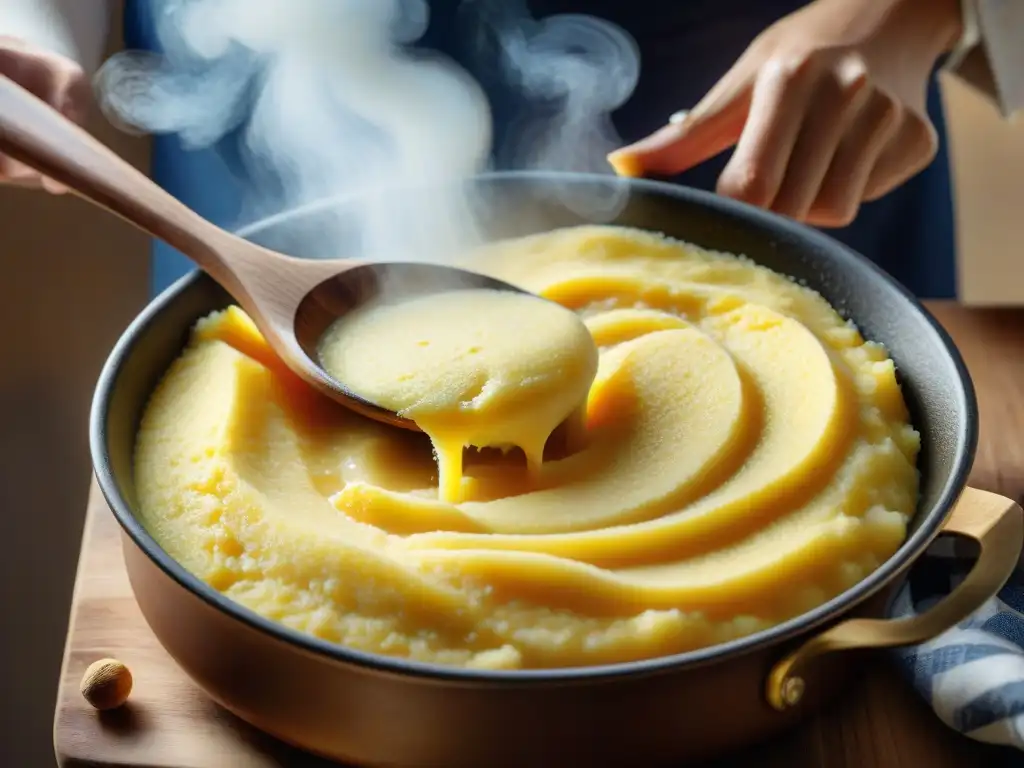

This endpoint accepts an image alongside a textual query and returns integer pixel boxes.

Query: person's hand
[608,0,963,227]
[0,36,90,194]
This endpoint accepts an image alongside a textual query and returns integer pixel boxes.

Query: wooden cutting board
[54,303,1024,768]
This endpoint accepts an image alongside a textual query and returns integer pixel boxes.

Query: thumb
[608,77,752,179]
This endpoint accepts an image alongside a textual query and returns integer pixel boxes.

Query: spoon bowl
[294,261,530,429]
[0,75,523,430]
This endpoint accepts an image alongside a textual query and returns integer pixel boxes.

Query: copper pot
[91,173,1023,766]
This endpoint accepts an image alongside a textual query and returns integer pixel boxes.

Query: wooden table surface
[54,303,1024,767]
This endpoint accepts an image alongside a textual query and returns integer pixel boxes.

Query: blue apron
[125,0,956,300]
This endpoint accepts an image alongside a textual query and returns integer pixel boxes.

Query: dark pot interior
[92,171,978,683]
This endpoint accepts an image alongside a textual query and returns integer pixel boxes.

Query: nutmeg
[80,658,133,711]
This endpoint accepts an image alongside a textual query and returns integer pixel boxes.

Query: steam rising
[97,0,640,265]
[464,2,638,174]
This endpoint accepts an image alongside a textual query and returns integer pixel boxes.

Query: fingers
[715,56,825,208]
[768,55,870,220]
[0,39,86,193]
[607,54,758,178]
[608,97,749,179]
[806,89,902,227]
[714,57,936,227]
[862,113,937,202]
[608,36,940,229]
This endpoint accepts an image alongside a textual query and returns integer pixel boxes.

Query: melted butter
[318,289,598,503]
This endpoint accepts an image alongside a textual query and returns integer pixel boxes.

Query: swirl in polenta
[134,225,919,670]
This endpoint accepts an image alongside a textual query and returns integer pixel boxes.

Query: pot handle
[765,486,1023,711]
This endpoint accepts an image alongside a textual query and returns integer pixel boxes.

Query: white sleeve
[946,0,1024,120]
[1,0,114,73]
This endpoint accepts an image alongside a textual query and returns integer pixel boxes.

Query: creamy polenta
[318,289,598,504]
[134,225,920,670]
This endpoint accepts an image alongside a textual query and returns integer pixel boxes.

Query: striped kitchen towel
[890,536,1024,750]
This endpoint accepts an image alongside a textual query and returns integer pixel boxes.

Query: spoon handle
[0,76,241,288]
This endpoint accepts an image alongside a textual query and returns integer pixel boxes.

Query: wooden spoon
[0,76,522,430]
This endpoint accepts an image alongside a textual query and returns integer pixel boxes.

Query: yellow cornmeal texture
[318,290,598,504]
[134,225,920,670]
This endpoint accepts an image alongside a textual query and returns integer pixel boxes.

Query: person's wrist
[892,0,964,54]
[816,0,964,54]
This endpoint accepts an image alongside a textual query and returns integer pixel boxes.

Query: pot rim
[90,170,979,685]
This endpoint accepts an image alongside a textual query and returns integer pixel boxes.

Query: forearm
[2,0,113,72]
